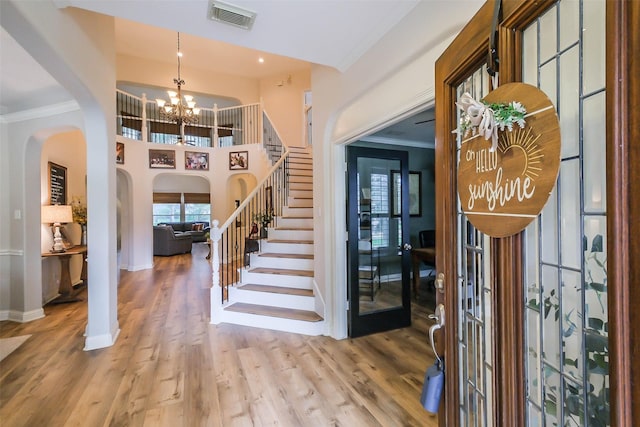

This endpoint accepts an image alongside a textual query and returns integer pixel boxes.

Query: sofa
[158,221,210,242]
[153,226,193,256]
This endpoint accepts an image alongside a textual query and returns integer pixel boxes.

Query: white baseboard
[84,326,120,351]
[0,308,45,323]
[127,263,153,272]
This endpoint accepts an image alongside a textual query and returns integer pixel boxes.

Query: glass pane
[560,159,581,269]
[584,215,607,331]
[559,0,579,50]
[559,46,580,159]
[583,92,607,212]
[543,365,561,426]
[561,269,583,381]
[541,265,560,369]
[586,330,610,426]
[564,378,584,426]
[583,0,606,93]
[541,185,558,264]
[526,309,542,405]
[523,25,538,85]
[524,222,540,309]
[357,158,401,314]
[539,61,558,110]
[539,5,558,63]
[528,402,542,427]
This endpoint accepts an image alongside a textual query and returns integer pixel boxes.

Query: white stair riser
[288,198,313,208]
[277,217,313,228]
[283,206,313,217]
[289,190,313,198]
[249,254,314,270]
[260,240,313,254]
[220,310,323,336]
[290,183,313,191]
[241,269,313,288]
[289,175,313,183]
[231,287,315,311]
[269,228,313,240]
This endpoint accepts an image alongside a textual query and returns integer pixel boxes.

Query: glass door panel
[347,146,411,337]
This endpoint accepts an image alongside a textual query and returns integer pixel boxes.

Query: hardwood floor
[0,243,438,426]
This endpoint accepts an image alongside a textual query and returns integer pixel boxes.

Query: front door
[434,0,636,426]
[347,146,412,337]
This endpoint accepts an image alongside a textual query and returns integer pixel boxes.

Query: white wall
[311,0,483,338]
[1,1,119,349]
[115,137,270,271]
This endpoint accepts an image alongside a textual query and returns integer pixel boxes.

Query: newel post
[210,220,222,324]
[141,93,148,142]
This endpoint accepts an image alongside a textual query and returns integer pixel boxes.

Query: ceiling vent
[208,1,257,30]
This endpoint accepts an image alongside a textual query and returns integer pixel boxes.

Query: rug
[0,335,31,362]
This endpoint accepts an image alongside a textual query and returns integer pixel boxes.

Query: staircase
[220,146,324,335]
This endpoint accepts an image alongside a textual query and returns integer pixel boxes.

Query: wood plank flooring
[0,243,439,427]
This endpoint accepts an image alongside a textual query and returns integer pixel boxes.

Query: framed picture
[229,151,248,170]
[149,149,176,169]
[116,142,125,164]
[48,162,67,205]
[185,151,209,170]
[391,170,422,217]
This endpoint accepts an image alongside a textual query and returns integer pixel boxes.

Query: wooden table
[42,245,87,304]
[411,247,435,298]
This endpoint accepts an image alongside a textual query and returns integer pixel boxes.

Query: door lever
[428,303,445,365]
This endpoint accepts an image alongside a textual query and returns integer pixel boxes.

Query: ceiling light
[258,57,264,63]
[156,32,200,144]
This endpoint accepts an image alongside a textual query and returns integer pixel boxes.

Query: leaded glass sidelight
[456,64,494,427]
[522,1,609,426]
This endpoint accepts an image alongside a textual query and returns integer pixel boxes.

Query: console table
[42,245,87,304]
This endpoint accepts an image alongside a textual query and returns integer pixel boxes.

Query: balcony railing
[116,89,265,149]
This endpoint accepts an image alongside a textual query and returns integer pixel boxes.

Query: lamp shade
[42,205,73,224]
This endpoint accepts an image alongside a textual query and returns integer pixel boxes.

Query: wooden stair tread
[225,303,323,322]
[268,239,313,244]
[259,252,314,259]
[249,267,314,276]
[274,227,313,231]
[282,216,313,219]
[238,284,313,297]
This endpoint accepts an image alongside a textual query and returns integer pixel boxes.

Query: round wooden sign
[457,83,561,238]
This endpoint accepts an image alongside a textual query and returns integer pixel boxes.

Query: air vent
[208,0,256,30]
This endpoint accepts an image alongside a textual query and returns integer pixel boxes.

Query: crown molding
[0,101,80,124]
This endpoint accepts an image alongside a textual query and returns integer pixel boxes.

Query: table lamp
[42,205,73,252]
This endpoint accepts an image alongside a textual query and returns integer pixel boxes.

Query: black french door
[347,146,412,337]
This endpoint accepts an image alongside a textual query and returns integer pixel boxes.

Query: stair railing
[116,89,261,147]
[209,148,290,323]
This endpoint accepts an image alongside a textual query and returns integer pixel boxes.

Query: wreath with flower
[454,92,527,151]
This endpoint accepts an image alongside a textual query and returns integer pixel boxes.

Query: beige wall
[259,69,311,147]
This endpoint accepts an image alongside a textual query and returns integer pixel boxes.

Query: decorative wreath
[454,93,527,151]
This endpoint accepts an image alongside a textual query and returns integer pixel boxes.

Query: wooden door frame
[434,0,639,426]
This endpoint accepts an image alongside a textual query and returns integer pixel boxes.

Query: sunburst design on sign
[498,127,543,180]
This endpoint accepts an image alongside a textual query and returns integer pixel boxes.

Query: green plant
[253,211,273,225]
[71,196,87,225]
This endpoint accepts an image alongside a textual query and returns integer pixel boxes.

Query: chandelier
[156,32,200,134]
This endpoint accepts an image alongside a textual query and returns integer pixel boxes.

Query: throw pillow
[192,223,204,232]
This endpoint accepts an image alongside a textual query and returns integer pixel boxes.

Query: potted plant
[71,196,87,245]
[253,211,274,238]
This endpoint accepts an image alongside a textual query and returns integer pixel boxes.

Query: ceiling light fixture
[156,32,200,144]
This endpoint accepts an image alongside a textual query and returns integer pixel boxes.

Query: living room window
[152,192,211,225]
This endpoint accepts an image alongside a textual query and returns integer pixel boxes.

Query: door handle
[428,303,445,364]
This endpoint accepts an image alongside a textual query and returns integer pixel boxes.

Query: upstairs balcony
[116,89,283,162]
